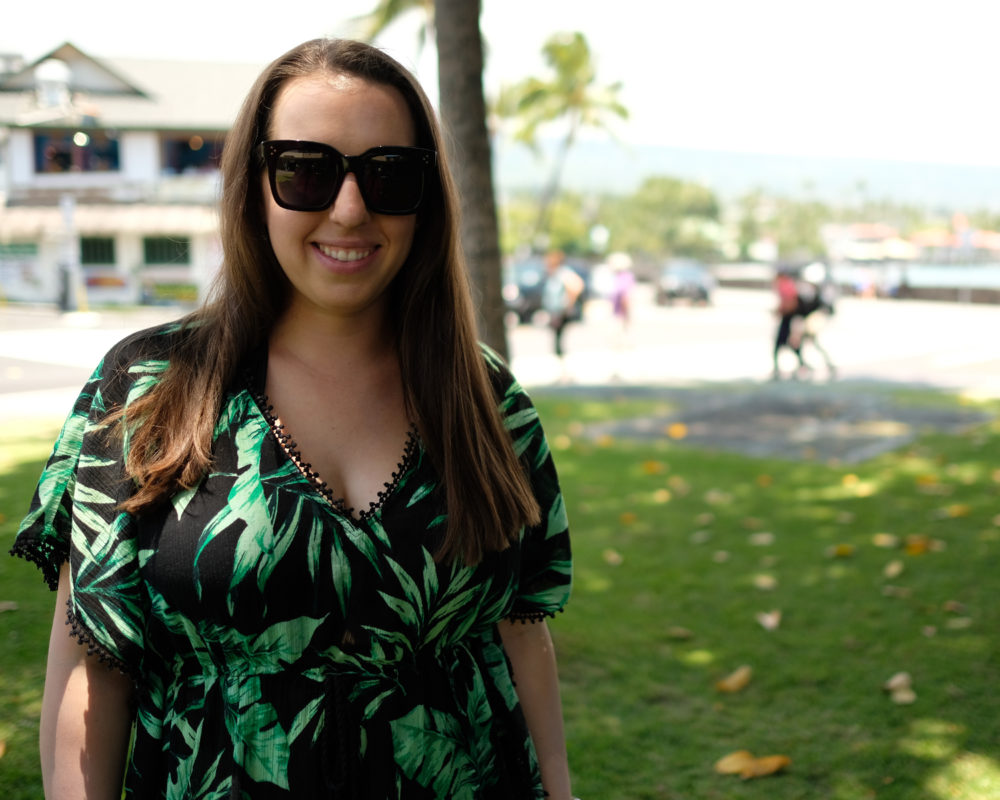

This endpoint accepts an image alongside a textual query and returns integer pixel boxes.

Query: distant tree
[767,197,832,262]
[500,192,594,257]
[357,0,435,53]
[601,176,721,260]
[357,0,507,355]
[497,32,628,243]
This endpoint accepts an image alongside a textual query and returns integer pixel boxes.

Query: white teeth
[317,245,373,262]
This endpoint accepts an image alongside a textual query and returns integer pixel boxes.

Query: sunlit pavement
[509,286,1000,400]
[1,287,998,429]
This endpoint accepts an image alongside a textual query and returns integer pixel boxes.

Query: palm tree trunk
[434,0,508,357]
[533,118,579,242]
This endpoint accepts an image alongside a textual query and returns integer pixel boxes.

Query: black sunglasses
[258,140,437,215]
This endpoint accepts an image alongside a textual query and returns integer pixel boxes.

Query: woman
[12,39,574,799]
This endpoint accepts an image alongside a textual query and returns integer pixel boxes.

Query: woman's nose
[329,173,370,226]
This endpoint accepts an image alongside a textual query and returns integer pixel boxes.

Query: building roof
[0,42,264,131]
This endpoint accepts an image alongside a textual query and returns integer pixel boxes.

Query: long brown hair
[116,39,540,563]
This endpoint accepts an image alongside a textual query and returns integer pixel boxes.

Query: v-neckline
[243,349,419,521]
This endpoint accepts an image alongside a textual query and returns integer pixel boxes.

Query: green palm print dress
[11,323,572,799]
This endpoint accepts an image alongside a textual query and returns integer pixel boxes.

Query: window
[162,133,224,174]
[34,129,120,173]
[143,237,191,265]
[80,237,116,265]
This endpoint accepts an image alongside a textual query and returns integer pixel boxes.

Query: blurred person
[772,266,806,379]
[11,38,576,800]
[609,251,635,334]
[541,249,585,362]
[792,262,837,379]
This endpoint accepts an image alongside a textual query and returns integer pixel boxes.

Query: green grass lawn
[1,391,998,799]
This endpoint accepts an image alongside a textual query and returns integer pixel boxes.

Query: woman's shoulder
[102,317,194,369]
[478,343,534,407]
[93,317,197,400]
[478,342,515,384]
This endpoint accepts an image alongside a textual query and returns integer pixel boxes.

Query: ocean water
[832,263,1000,290]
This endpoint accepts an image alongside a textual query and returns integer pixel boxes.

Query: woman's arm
[498,618,574,800]
[40,563,134,800]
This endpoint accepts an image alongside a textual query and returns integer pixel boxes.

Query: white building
[0,42,263,307]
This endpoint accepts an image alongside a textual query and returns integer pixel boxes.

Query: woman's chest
[136,428,519,654]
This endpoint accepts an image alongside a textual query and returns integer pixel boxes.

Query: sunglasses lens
[273,147,341,210]
[359,152,425,214]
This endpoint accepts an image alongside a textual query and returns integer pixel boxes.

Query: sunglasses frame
[258,140,437,215]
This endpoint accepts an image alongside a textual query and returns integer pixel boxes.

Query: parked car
[503,256,590,324]
[502,257,547,323]
[654,259,716,305]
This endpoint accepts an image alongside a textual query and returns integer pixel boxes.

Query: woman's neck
[269,299,396,378]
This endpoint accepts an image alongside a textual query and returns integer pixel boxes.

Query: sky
[3,0,999,168]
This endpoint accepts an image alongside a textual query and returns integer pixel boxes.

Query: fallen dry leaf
[0,739,5,759]
[755,610,782,631]
[716,665,753,693]
[753,574,777,591]
[884,671,917,704]
[884,672,911,692]
[641,460,665,475]
[883,560,905,579]
[749,532,775,546]
[739,754,791,779]
[652,488,672,503]
[619,511,638,526]
[668,475,691,494]
[826,543,855,558]
[704,488,733,505]
[714,750,755,775]
[552,434,572,451]
[942,600,967,614]
[891,687,917,704]
[715,750,791,779]
[602,548,624,566]
[872,532,900,549]
[756,474,773,488]
[666,626,694,640]
[905,535,931,555]
[945,617,973,630]
[937,503,971,519]
[666,422,688,439]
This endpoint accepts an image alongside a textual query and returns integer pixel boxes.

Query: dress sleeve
[482,347,572,623]
[10,333,167,677]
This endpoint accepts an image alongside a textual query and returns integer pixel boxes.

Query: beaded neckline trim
[247,381,419,521]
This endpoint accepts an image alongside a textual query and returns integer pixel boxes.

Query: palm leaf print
[391,705,481,798]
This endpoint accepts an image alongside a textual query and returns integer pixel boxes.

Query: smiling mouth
[316,244,375,262]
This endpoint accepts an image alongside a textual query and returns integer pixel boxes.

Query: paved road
[1,288,998,428]
[509,285,1000,397]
